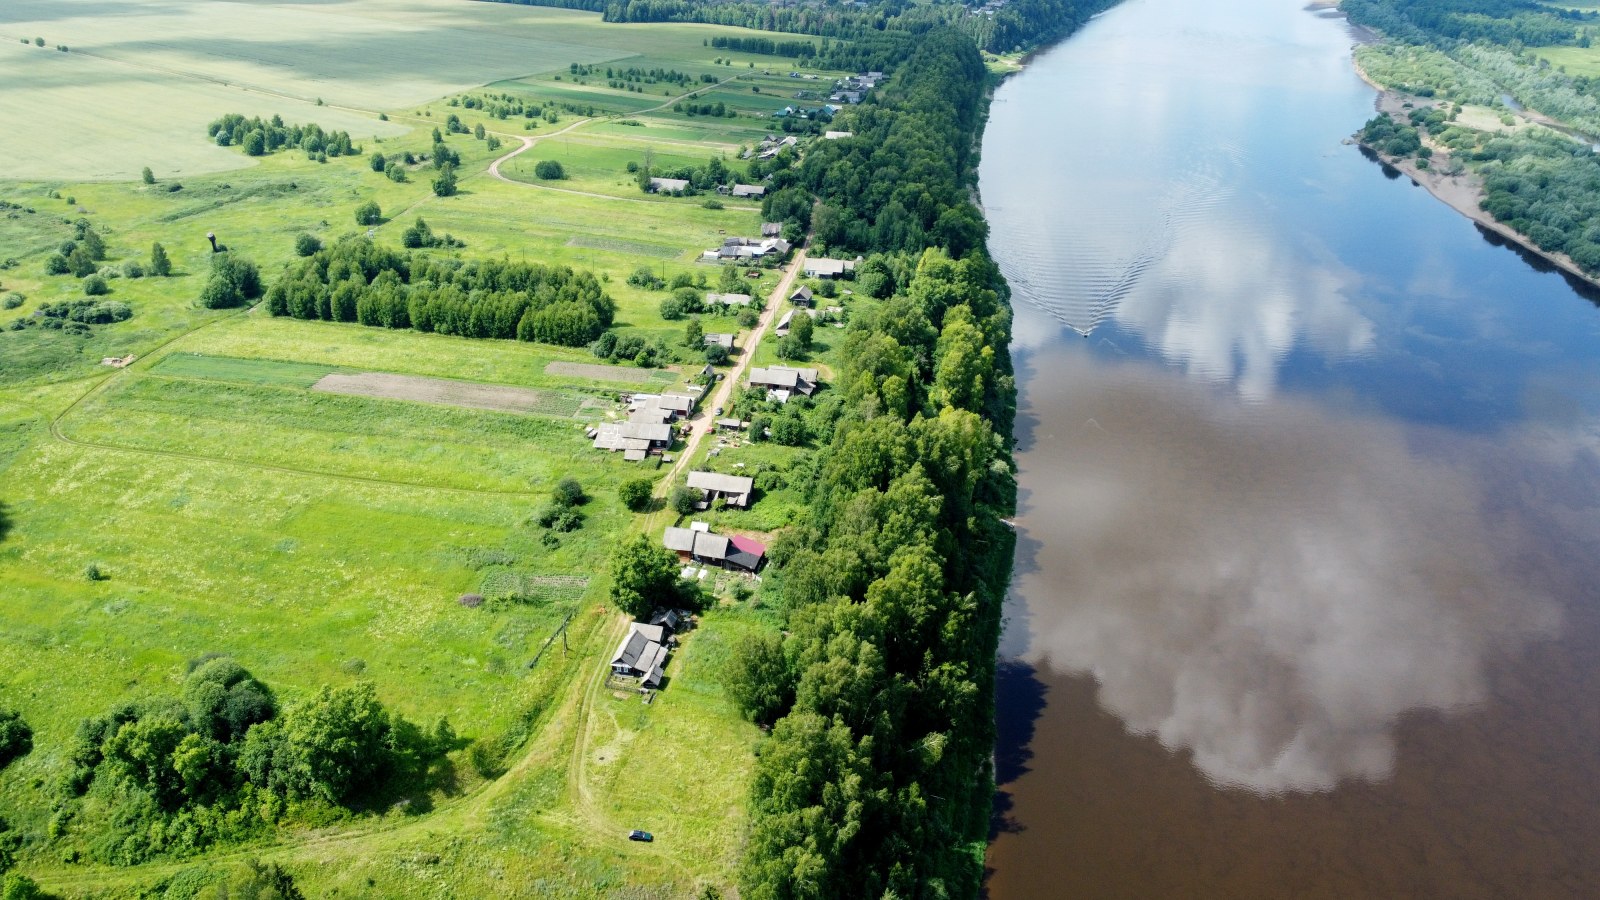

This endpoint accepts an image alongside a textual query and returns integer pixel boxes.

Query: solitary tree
[669,484,697,516]
[608,535,680,619]
[619,478,654,512]
[141,166,155,185]
[533,159,565,180]
[199,253,262,309]
[553,476,587,507]
[369,151,386,173]
[684,317,703,347]
[80,227,106,261]
[294,234,322,257]
[0,708,31,771]
[432,164,458,197]
[790,310,814,350]
[67,245,96,277]
[149,242,172,277]
[354,201,382,226]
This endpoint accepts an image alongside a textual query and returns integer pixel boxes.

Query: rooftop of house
[749,366,819,388]
[687,470,754,495]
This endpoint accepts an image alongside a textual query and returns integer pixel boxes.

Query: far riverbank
[1349,56,1600,293]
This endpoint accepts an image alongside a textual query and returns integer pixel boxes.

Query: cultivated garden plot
[312,371,588,417]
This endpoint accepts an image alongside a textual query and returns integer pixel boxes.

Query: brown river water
[980,0,1600,896]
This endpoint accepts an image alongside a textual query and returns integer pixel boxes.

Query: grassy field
[0,1,853,892]
[1531,44,1600,77]
[0,0,825,181]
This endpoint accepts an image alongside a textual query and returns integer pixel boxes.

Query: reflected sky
[986,0,1600,892]
[1010,346,1566,791]
[985,0,1382,400]
[985,0,1600,795]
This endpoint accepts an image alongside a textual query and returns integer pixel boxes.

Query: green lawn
[151,353,343,388]
[60,375,596,491]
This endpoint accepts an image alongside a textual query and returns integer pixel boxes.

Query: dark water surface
[981,0,1600,896]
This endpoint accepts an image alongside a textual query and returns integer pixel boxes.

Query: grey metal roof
[612,623,668,668]
[663,527,697,553]
[687,471,754,495]
[693,532,730,561]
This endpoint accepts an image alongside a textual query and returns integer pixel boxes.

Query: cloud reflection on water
[1113,220,1374,401]
[1013,355,1561,792]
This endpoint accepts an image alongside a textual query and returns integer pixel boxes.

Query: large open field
[0,0,852,894]
[0,0,827,180]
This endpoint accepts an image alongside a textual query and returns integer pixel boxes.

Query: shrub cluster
[58,658,450,864]
[6,298,132,334]
[532,476,587,532]
[207,114,358,160]
[199,253,263,309]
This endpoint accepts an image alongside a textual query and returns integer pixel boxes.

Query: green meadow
[0,0,850,894]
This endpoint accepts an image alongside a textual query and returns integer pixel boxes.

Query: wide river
[980,0,1600,896]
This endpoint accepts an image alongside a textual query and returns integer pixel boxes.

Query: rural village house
[748,365,820,402]
[686,470,755,509]
[663,523,766,572]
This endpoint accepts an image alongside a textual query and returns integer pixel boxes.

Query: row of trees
[266,237,616,346]
[717,26,1024,899]
[708,35,817,57]
[56,658,451,865]
[726,252,1017,899]
[636,153,748,194]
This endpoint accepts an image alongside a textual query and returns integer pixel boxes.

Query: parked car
[628,830,653,842]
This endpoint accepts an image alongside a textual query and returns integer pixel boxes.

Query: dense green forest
[264,238,617,346]
[1344,0,1595,47]
[486,0,1116,53]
